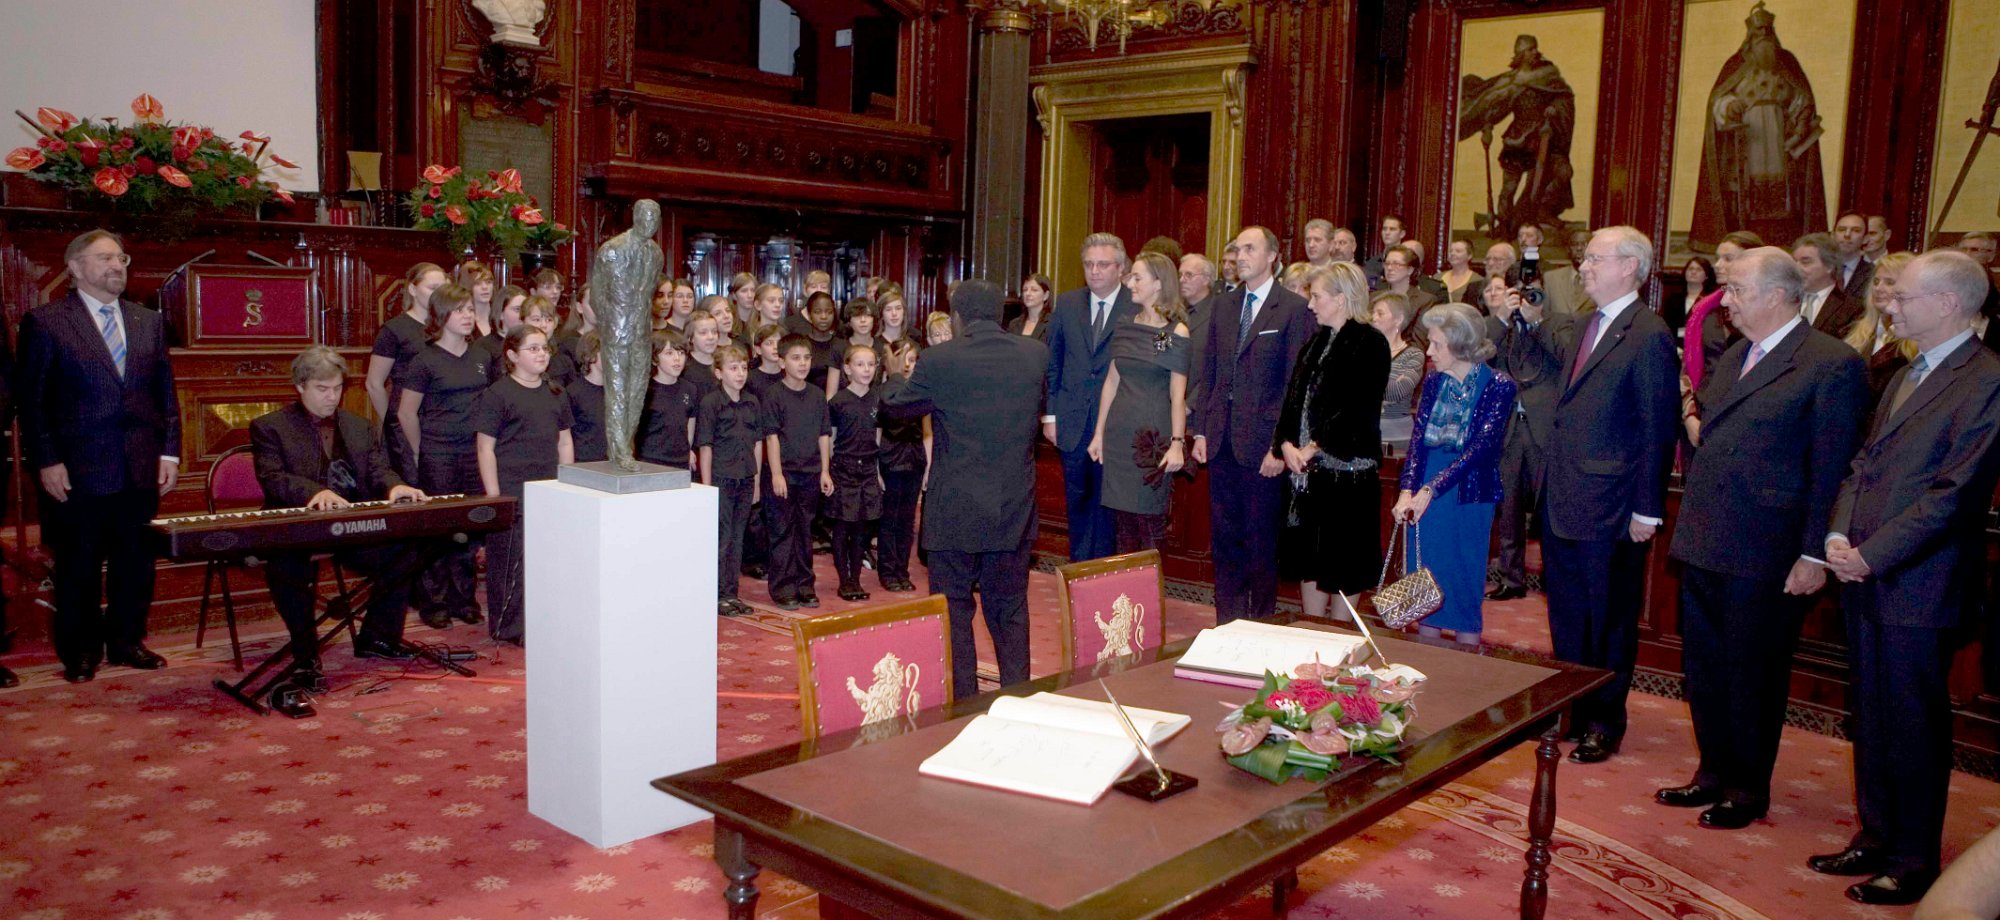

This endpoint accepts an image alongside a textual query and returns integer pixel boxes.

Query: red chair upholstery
[1056,549,1166,671]
[793,596,952,740]
[195,445,261,668]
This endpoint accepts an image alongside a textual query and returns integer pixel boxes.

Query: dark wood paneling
[1089,114,1211,256]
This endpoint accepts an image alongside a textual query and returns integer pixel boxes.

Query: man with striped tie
[20,230,182,684]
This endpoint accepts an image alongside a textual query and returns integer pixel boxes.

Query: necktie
[1887,355,1930,417]
[1738,343,1765,379]
[1568,310,1603,386]
[1091,299,1107,344]
[1238,291,1257,349]
[98,303,126,378]
[1806,291,1823,323]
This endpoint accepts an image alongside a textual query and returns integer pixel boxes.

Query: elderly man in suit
[1485,269,1576,601]
[1192,225,1316,623]
[1810,250,2000,905]
[883,280,1050,699]
[19,230,181,684]
[1537,225,1679,764]
[1043,233,1135,562]
[1656,247,1869,829]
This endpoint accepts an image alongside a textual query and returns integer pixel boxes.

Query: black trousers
[1208,438,1285,624]
[877,467,924,581]
[1539,510,1649,742]
[831,519,874,587]
[1113,509,1168,555]
[1492,416,1540,591]
[763,469,821,602]
[1844,602,1954,876]
[715,476,754,600]
[926,540,1032,700]
[415,450,481,618]
[264,543,418,666]
[1679,563,1806,806]
[43,485,159,668]
[743,496,769,569]
[1060,445,1116,562]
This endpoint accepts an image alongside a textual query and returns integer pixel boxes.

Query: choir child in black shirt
[800,292,842,397]
[368,262,448,479]
[826,344,883,601]
[761,334,832,609]
[698,345,762,617]
[638,330,697,469]
[682,312,723,398]
[473,326,575,646]
[741,323,786,579]
[565,332,608,464]
[396,283,491,628]
[876,339,929,593]
[521,296,575,385]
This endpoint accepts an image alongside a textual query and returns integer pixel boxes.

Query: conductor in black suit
[1811,250,2000,905]
[1192,226,1316,623]
[250,346,428,697]
[1043,233,1135,562]
[881,279,1050,699]
[1657,248,1868,830]
[19,230,181,684]
[1537,226,1678,764]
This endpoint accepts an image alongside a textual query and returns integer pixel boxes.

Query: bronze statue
[589,199,665,470]
[1458,35,1578,234]
[1688,2,1827,253]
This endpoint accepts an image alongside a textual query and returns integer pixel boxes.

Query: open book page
[986,693,1190,746]
[1174,620,1366,686]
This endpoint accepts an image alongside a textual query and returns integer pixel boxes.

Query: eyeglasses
[1580,253,1631,265]
[1082,260,1122,272]
[86,252,132,266]
[1722,284,1757,298]
[1887,291,1946,308]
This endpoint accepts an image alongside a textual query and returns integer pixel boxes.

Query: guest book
[1173,619,1368,688]
[917,693,1191,805]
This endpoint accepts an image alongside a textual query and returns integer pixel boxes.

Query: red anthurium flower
[171,146,190,161]
[36,107,78,132]
[496,168,523,193]
[120,163,137,178]
[6,148,46,170]
[133,155,157,174]
[270,154,298,169]
[173,126,203,149]
[267,183,295,205]
[130,94,165,122]
[239,130,271,144]
[157,165,192,188]
[443,205,468,225]
[93,168,129,196]
[421,164,461,183]
[419,203,436,218]
[519,208,545,226]
[553,222,567,231]
[47,139,67,153]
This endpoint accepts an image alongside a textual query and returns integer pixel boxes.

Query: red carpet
[2,553,1997,919]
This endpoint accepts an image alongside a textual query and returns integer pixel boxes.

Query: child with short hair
[876,339,928,592]
[826,344,883,601]
[761,334,831,609]
[638,330,697,469]
[473,326,575,646]
[531,268,563,305]
[748,324,787,401]
[521,296,574,384]
[698,344,763,617]
[682,312,722,397]
[740,323,787,580]
[565,331,608,463]
[842,299,878,361]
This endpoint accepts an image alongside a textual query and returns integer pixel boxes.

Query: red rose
[76,140,102,167]
[120,163,137,178]
[419,203,436,218]
[34,136,49,148]
[116,137,134,150]
[1334,692,1382,725]
[130,94,164,122]
[237,175,254,188]
[443,205,468,225]
[133,155,157,174]
[156,165,192,188]
[6,148,46,170]
[47,139,67,154]
[35,107,78,132]
[1286,679,1335,713]
[426,184,441,199]
[93,167,129,197]
[1264,690,1296,709]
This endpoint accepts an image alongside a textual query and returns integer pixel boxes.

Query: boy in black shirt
[761,335,831,609]
[698,345,762,617]
[638,330,697,469]
[740,323,787,579]
[564,332,608,464]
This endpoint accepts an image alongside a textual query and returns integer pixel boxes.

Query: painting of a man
[1689,2,1828,253]
[1458,35,1579,233]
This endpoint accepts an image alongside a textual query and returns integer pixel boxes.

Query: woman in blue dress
[1391,303,1517,648]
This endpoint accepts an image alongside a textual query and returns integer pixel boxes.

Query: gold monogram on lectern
[847,652,921,725]
[242,288,265,328]
[1093,593,1146,662]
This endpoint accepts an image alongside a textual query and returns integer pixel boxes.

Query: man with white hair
[1302,219,1336,268]
[1811,249,2000,905]
[1536,225,1678,765]
[1178,253,1216,335]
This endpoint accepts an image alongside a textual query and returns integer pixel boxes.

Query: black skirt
[1278,466,1383,594]
[826,455,883,522]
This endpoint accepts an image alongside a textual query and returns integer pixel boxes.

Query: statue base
[556,460,690,494]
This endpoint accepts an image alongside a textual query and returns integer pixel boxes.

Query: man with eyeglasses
[19,229,182,684]
[1811,249,2000,905]
[1043,232,1135,561]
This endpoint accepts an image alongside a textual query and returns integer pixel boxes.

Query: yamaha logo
[330,518,388,537]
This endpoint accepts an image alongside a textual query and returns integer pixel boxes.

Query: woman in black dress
[1275,261,1389,619]
[1007,273,1054,341]
[396,283,494,628]
[1086,253,1189,552]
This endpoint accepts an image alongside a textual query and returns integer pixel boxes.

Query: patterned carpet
[2,553,1997,920]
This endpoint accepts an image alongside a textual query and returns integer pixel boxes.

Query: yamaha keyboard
[151,494,516,560]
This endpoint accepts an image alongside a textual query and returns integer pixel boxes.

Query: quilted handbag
[1374,519,1443,630]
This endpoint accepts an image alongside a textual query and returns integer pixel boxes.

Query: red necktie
[1569,311,1603,386]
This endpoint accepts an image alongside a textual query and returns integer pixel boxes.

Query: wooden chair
[793,595,953,741]
[1055,549,1167,671]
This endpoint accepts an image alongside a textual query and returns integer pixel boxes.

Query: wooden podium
[157,263,317,348]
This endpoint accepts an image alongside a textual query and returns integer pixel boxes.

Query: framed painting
[1926,0,2000,244]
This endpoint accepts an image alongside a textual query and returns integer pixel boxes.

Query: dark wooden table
[655,620,1610,919]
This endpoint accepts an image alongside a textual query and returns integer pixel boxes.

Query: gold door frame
[1030,45,1255,290]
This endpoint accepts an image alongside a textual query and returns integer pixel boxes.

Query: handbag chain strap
[1374,518,1425,592]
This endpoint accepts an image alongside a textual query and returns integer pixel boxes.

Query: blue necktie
[1238,291,1257,352]
[99,303,126,378]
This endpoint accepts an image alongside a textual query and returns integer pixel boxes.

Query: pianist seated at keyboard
[249,346,431,690]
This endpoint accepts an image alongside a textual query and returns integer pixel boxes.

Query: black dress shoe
[354,638,416,660]
[776,596,801,611]
[1697,800,1766,830]
[1809,847,1886,877]
[62,663,96,683]
[801,594,821,608]
[837,584,868,602]
[292,664,330,694]
[1654,783,1722,808]
[270,683,318,719]
[1846,871,1936,906]
[106,645,167,670]
[1485,585,1528,601]
[1568,732,1619,764]
[0,664,17,688]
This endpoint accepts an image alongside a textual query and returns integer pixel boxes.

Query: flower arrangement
[406,165,570,256]
[8,96,296,214]
[1216,660,1424,783]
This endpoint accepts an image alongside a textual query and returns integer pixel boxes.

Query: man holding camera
[1486,269,1576,600]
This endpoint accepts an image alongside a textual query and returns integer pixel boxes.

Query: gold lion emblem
[1093,592,1147,662]
[846,651,922,726]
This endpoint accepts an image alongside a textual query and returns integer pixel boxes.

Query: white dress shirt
[1241,277,1276,330]
[1801,285,1835,324]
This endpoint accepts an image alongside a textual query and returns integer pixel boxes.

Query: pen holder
[1113,768,1199,802]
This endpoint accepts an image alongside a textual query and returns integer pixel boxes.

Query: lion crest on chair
[1093,593,1147,662]
[847,652,921,725]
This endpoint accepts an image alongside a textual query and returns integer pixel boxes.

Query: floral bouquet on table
[1217,660,1426,782]
[8,96,295,213]
[407,165,554,257]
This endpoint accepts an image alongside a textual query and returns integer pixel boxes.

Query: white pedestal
[525,479,718,847]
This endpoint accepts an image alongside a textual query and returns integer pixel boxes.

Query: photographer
[1483,271,1576,601]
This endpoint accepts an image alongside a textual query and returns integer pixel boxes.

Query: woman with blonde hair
[729,271,760,329]
[1859,251,1918,401]
[1085,252,1191,552]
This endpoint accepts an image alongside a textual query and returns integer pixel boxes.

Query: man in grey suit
[881,280,1050,700]
[1811,250,2000,905]
[1485,269,1575,601]
[1656,248,1869,830]
[1536,226,1679,765]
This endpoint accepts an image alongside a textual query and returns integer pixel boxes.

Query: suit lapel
[61,296,127,382]
[1703,324,1806,426]
[1238,286,1283,356]
[1563,304,1636,400]
[1871,338,1978,445]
